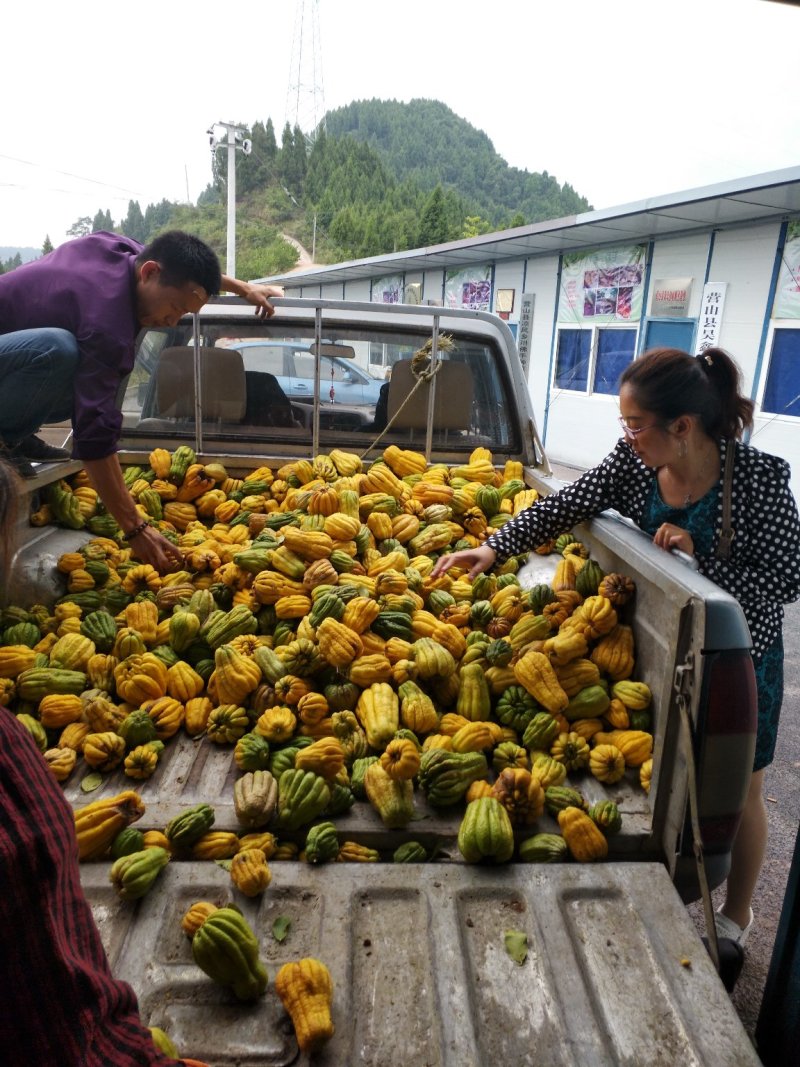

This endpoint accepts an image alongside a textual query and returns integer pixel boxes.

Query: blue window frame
[554,327,637,394]
[762,329,800,417]
[554,330,591,391]
[594,330,637,395]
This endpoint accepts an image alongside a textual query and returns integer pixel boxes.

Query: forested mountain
[324,99,590,226]
[7,99,591,277]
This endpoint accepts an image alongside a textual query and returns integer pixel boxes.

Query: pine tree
[42,235,54,255]
[417,186,450,246]
[264,117,277,160]
[122,201,147,242]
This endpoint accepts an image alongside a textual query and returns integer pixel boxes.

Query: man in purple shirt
[0,230,280,573]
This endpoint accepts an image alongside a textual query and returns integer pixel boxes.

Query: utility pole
[207,121,252,278]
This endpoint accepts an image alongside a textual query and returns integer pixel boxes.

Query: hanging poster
[517,293,535,375]
[772,220,800,319]
[558,245,646,324]
[444,266,492,311]
[371,275,404,304]
[695,283,728,354]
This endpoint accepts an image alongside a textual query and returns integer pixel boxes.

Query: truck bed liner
[81,860,758,1066]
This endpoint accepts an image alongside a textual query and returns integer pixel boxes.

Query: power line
[0,152,147,197]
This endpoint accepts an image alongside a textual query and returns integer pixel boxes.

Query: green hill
[324,98,591,226]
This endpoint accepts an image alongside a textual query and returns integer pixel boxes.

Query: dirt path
[281,234,313,267]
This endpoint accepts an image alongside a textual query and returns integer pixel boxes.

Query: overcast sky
[2,0,798,251]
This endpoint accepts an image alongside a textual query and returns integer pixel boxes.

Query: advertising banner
[444,266,492,310]
[772,221,800,319]
[371,275,404,304]
[558,245,646,323]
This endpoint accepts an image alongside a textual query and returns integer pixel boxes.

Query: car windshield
[120,313,520,459]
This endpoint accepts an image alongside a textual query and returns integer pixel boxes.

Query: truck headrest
[156,346,247,421]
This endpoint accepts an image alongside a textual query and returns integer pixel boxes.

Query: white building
[261,167,800,495]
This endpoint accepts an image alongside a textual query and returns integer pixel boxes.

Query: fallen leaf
[504,929,528,965]
[214,859,233,872]
[80,772,103,793]
[272,916,291,942]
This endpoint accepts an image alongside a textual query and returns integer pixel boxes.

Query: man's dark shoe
[0,442,36,479]
[16,434,71,461]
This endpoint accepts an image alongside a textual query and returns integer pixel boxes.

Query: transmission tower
[285,0,326,142]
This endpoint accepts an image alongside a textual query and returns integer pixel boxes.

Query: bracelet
[122,519,151,542]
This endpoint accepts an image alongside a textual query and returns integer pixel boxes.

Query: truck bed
[3,300,760,1063]
[82,859,758,1066]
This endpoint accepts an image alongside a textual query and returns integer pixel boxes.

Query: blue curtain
[763,329,800,417]
[555,330,590,391]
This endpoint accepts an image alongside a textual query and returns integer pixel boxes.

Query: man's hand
[127,525,184,573]
[222,277,284,319]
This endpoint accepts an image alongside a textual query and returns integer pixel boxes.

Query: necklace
[679,444,719,507]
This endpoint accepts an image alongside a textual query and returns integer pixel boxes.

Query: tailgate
[82,860,757,1066]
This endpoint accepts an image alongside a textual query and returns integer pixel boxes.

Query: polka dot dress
[487,437,800,660]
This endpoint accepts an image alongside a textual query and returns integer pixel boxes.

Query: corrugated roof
[258,165,800,287]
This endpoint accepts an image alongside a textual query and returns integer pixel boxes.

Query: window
[555,330,591,390]
[594,329,637,395]
[554,327,636,394]
[762,328,800,417]
[291,351,316,379]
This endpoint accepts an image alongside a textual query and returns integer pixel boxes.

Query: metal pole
[227,127,236,279]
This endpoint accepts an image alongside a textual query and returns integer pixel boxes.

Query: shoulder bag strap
[715,439,735,561]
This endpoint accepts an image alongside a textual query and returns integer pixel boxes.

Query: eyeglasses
[618,416,660,439]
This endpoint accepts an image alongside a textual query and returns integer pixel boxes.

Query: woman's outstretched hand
[431,544,497,580]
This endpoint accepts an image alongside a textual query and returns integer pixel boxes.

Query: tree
[143,200,175,239]
[279,123,306,195]
[92,209,114,233]
[42,235,54,255]
[462,215,492,239]
[121,201,147,242]
[263,117,277,160]
[67,217,92,238]
[417,185,450,246]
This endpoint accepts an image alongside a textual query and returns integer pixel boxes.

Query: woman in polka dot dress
[434,346,800,965]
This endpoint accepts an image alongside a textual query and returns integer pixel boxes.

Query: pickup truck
[6,298,760,1064]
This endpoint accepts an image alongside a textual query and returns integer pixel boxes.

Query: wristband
[122,519,151,542]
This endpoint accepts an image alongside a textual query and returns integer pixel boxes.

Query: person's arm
[220,276,284,318]
[485,443,639,561]
[0,707,190,1066]
[82,455,184,573]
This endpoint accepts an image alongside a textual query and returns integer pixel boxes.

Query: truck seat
[386,359,473,432]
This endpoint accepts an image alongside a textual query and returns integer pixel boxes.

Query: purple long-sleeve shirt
[0,232,143,460]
